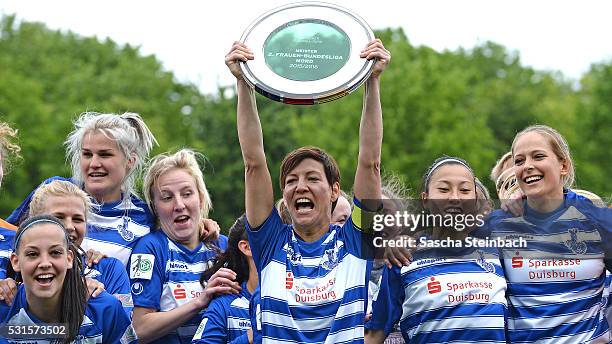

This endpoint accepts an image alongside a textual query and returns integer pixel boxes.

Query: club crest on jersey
[321,248,338,270]
[130,254,155,280]
[476,250,495,273]
[564,228,587,254]
[118,216,135,241]
[286,246,302,264]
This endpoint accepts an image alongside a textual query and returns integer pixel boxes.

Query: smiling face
[80,130,134,203]
[282,158,339,233]
[422,164,476,216]
[10,223,73,305]
[153,168,202,248]
[40,195,87,246]
[512,131,567,200]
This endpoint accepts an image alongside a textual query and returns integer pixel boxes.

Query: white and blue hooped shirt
[0,285,136,343]
[192,282,252,344]
[367,242,507,343]
[7,176,155,266]
[487,191,612,343]
[245,198,375,344]
[129,230,219,344]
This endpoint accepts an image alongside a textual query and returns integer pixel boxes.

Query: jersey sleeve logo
[130,254,155,280]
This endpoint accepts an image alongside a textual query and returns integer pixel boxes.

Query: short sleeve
[129,233,166,310]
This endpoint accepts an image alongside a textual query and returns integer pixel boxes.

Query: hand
[85,249,107,267]
[0,278,17,306]
[360,39,391,79]
[501,189,525,217]
[86,278,105,298]
[225,41,254,80]
[196,268,241,309]
[200,218,221,242]
[384,241,413,268]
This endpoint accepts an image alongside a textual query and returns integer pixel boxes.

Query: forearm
[236,78,274,226]
[354,76,383,200]
[237,79,266,167]
[132,300,204,343]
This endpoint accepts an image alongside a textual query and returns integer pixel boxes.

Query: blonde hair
[65,112,157,200]
[490,151,512,185]
[511,125,575,189]
[0,121,21,173]
[30,180,92,218]
[573,189,606,208]
[143,149,212,222]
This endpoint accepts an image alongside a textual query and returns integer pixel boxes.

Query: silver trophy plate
[240,2,375,104]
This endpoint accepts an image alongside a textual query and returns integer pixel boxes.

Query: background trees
[1,16,609,229]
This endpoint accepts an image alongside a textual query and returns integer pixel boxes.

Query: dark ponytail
[15,215,87,344]
[200,215,249,286]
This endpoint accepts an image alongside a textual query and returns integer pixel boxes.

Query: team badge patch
[118,217,135,242]
[130,254,155,279]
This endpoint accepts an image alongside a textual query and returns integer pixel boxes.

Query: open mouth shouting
[295,198,315,215]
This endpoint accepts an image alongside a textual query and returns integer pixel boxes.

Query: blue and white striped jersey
[488,190,612,343]
[245,199,374,344]
[192,282,252,344]
[603,272,612,329]
[0,285,136,343]
[83,254,132,315]
[367,244,507,343]
[7,176,155,266]
[129,230,219,344]
[0,226,15,280]
[249,287,262,344]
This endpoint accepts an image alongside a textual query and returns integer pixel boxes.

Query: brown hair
[13,215,87,343]
[280,146,341,213]
[279,146,340,190]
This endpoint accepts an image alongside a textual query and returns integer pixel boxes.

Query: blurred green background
[1,16,610,230]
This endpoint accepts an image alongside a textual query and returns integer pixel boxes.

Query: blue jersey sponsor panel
[488,190,612,343]
[0,227,15,280]
[7,176,155,266]
[0,285,136,343]
[129,230,218,344]
[246,199,374,344]
[367,244,507,343]
[192,282,252,344]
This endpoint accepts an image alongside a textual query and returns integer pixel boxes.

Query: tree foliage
[1,16,609,230]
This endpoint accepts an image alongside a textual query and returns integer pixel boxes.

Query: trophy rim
[238,1,375,104]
